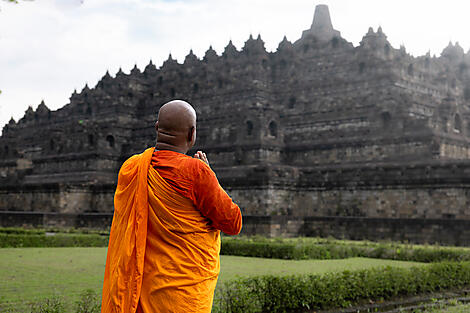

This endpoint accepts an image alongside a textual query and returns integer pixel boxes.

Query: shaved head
[155,100,197,153]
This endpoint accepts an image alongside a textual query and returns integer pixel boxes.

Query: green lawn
[217,255,424,281]
[0,247,426,311]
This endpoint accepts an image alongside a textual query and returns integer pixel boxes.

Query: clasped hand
[194,150,209,166]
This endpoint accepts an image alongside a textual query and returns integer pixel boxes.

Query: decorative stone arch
[88,134,95,147]
[246,120,254,136]
[288,96,296,109]
[442,117,449,133]
[459,62,468,75]
[268,120,278,137]
[358,62,365,74]
[261,59,268,70]
[384,44,391,56]
[106,135,115,148]
[381,111,392,129]
[331,37,339,48]
[425,57,430,69]
[454,114,462,133]
[407,63,414,76]
[451,79,457,89]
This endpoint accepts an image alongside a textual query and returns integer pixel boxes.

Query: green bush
[213,261,470,313]
[19,290,101,313]
[0,233,108,248]
[220,237,470,263]
[75,289,100,313]
[0,227,46,235]
[30,297,65,313]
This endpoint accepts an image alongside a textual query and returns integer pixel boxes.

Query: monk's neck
[155,142,188,154]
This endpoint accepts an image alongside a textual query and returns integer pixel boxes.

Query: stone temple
[2,5,470,243]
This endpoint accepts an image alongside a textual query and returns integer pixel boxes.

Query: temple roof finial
[311,4,334,30]
[300,4,341,42]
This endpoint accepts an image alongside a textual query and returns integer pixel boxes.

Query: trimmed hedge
[220,237,470,263]
[3,230,470,264]
[0,227,109,236]
[0,233,108,248]
[0,227,46,235]
[213,261,470,313]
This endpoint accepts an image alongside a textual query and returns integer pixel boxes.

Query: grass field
[0,247,426,311]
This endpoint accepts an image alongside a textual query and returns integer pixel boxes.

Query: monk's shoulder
[185,157,214,179]
[117,153,143,182]
[121,153,141,170]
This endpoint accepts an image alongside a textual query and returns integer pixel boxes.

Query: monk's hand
[194,150,210,166]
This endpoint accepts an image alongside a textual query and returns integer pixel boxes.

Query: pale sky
[1,0,469,132]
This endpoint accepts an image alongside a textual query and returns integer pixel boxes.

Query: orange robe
[101,148,242,313]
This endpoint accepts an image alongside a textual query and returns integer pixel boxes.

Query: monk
[101,100,242,313]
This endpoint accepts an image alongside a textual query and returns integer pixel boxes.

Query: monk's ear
[188,126,196,146]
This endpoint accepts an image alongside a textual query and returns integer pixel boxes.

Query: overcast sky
[1,0,469,132]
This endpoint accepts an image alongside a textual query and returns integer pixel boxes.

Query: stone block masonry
[2,211,470,246]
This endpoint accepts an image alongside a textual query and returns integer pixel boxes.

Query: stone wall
[2,160,470,220]
[2,211,470,246]
[229,186,470,219]
[0,184,114,213]
[0,211,113,229]
[262,216,470,246]
[223,160,470,217]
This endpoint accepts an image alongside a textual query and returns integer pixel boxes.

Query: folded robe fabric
[101,148,242,313]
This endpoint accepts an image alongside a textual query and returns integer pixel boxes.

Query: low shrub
[75,289,100,313]
[22,290,101,313]
[0,227,46,235]
[221,237,470,263]
[213,261,470,313]
[0,233,108,248]
[0,227,110,236]
[31,297,65,313]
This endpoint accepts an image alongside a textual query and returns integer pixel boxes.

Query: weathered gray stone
[1,5,470,235]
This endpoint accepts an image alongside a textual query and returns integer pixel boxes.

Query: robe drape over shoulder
[101,148,242,313]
